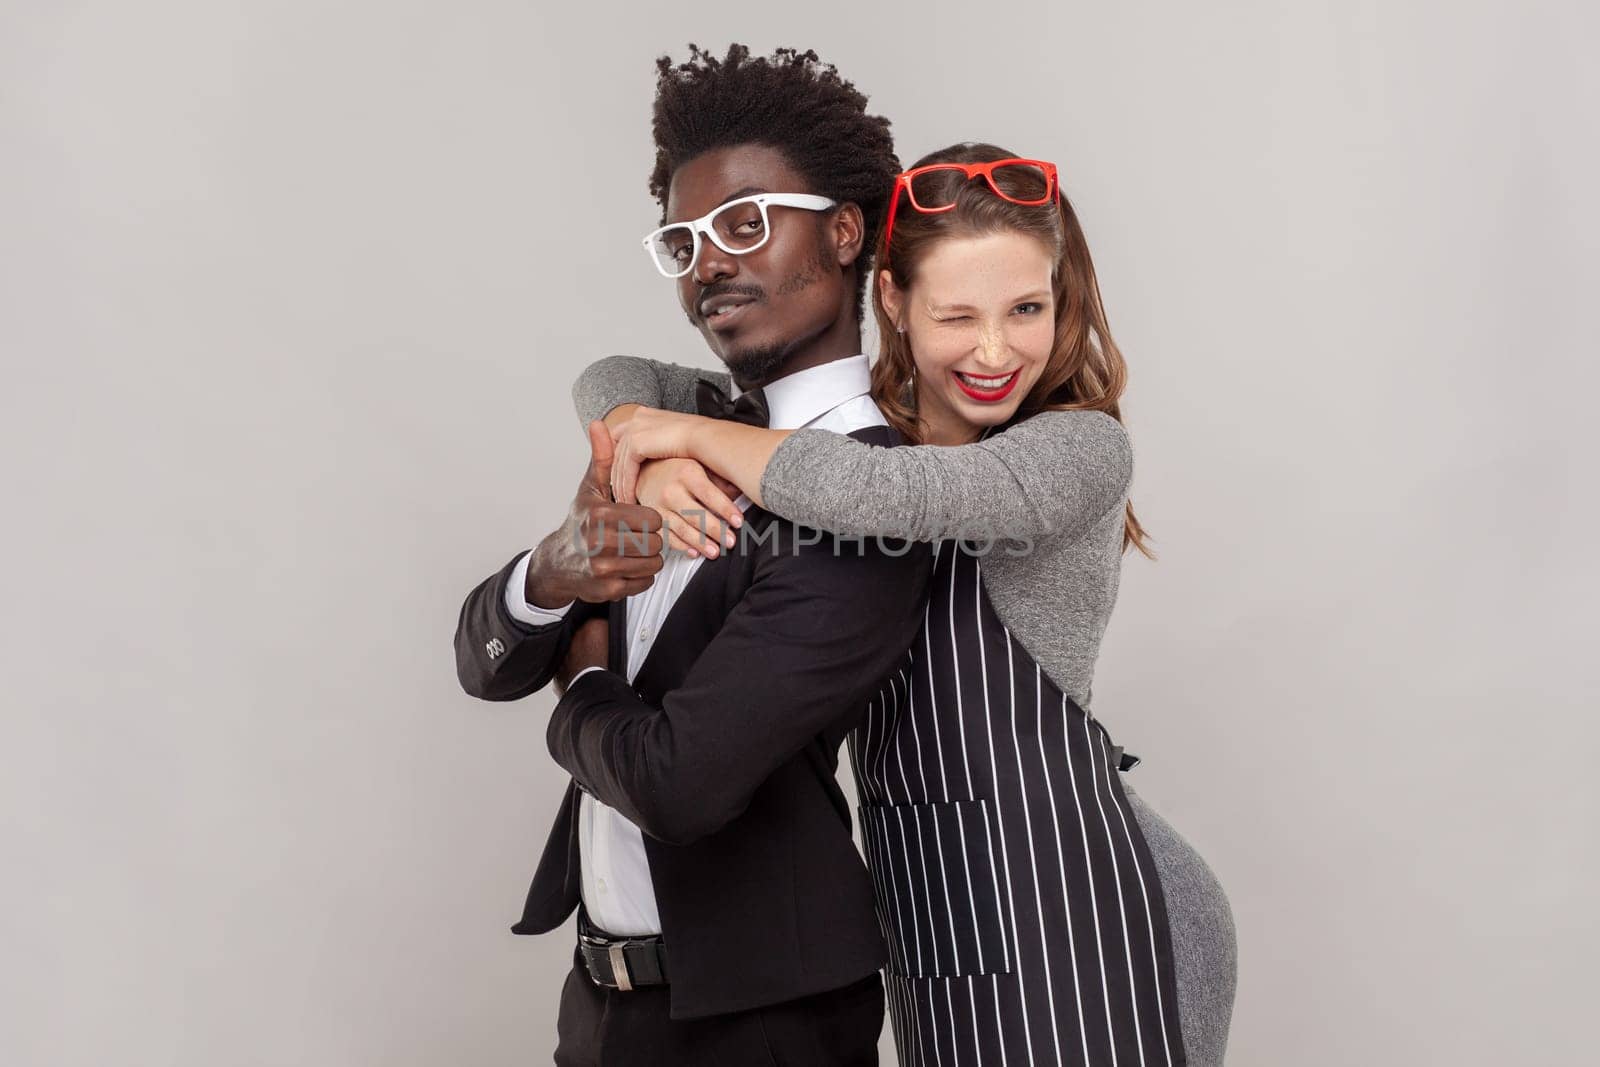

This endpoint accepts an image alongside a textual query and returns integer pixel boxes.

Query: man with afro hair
[647,43,898,328]
[452,44,929,1064]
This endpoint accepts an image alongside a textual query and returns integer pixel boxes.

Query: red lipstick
[951,369,1021,403]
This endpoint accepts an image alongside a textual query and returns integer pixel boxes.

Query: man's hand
[525,421,666,608]
[554,617,609,697]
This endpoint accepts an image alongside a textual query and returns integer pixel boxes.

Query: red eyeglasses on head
[881,157,1061,268]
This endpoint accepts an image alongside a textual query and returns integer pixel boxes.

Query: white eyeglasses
[642,192,838,278]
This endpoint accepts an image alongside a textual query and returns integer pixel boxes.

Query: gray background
[4,1,1595,1064]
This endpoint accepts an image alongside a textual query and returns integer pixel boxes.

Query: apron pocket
[860,798,1014,979]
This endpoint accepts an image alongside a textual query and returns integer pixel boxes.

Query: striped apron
[848,539,1187,1067]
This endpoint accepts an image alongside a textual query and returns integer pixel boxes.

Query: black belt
[577,911,669,991]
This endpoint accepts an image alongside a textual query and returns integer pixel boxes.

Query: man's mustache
[693,282,766,322]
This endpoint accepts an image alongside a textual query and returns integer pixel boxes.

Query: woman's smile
[951,368,1022,401]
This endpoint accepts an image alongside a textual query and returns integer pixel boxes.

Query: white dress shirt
[506,353,885,935]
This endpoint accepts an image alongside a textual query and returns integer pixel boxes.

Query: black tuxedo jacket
[453,424,933,1019]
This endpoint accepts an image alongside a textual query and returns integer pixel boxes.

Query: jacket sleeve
[453,551,606,702]
[545,521,932,846]
[570,355,733,427]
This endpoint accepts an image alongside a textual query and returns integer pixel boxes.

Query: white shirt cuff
[504,550,575,626]
[571,666,608,686]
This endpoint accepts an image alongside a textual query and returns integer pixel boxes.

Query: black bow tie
[694,379,770,428]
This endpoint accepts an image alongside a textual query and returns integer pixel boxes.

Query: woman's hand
[635,457,744,558]
[608,408,715,505]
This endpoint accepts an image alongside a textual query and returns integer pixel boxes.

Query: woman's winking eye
[926,301,1045,324]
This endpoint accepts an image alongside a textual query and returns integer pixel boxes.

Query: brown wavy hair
[869,142,1153,558]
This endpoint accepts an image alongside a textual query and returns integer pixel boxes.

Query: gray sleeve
[570,355,734,428]
[758,409,1133,544]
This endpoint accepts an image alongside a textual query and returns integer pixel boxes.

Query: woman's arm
[758,409,1134,544]
[608,413,788,508]
[568,356,747,557]
[571,355,733,428]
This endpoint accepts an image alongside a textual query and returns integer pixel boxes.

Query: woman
[571,144,1236,1066]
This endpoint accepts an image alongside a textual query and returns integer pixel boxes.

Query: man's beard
[722,341,793,389]
[707,224,837,390]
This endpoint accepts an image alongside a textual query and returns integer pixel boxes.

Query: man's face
[664,144,850,384]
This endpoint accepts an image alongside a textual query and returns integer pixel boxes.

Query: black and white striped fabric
[848,539,1187,1066]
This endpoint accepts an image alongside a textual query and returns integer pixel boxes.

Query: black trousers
[553,949,884,1066]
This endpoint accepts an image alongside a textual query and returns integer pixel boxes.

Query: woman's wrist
[690,422,788,505]
[602,403,642,436]
[685,418,734,467]
[703,421,762,470]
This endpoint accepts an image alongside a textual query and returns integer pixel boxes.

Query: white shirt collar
[727,354,873,431]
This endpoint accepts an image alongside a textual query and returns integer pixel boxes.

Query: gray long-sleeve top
[571,356,1134,711]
